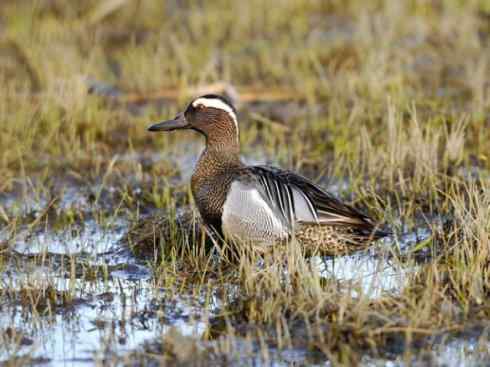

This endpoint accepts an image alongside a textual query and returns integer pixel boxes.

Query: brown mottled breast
[191,148,243,233]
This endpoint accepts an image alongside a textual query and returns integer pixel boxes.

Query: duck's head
[148,94,239,148]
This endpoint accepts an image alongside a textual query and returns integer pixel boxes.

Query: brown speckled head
[148,94,240,152]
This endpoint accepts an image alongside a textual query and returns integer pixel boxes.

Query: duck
[148,94,388,255]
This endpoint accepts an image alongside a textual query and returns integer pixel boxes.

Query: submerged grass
[0,0,489,365]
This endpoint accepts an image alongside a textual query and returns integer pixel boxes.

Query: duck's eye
[196,104,205,110]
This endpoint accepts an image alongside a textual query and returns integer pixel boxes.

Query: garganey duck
[148,95,388,255]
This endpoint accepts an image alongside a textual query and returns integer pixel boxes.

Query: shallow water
[0,170,485,366]
[0,213,439,366]
[1,222,487,366]
[312,252,416,299]
[11,219,125,256]
[0,277,209,365]
[0,219,210,365]
[433,336,490,367]
[360,336,490,367]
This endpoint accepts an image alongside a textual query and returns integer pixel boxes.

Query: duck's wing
[245,166,385,237]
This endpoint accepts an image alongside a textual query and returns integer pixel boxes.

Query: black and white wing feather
[245,166,385,237]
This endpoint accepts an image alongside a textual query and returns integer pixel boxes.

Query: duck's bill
[147,112,189,132]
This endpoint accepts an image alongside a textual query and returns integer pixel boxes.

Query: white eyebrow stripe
[192,98,238,129]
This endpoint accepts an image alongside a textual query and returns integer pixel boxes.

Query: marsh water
[1,156,488,367]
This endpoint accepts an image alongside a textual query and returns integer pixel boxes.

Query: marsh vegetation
[0,1,489,366]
